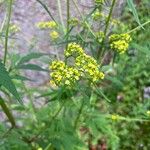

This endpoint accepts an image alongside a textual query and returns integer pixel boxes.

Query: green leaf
[127,0,143,28]
[18,52,47,65]
[132,43,150,55]
[16,64,48,72]
[0,61,21,103]
[94,86,111,102]
[11,104,25,111]
[106,76,123,89]
[11,75,34,81]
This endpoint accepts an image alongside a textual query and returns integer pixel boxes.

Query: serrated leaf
[0,61,21,103]
[16,64,48,72]
[127,0,143,29]
[18,52,47,65]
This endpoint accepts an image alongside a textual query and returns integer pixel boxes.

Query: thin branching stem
[74,98,85,129]
[36,0,57,24]
[97,0,116,60]
[66,0,70,48]
[3,0,13,65]
[0,96,16,127]
[67,0,70,33]
[126,20,150,34]
[72,0,96,38]
[57,0,65,33]
[28,101,65,142]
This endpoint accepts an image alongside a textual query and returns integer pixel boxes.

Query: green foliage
[0,61,20,102]
[127,0,142,27]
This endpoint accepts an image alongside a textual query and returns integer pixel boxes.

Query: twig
[3,0,13,65]
[36,0,57,24]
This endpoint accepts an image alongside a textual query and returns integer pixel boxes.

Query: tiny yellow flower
[99,72,105,79]
[37,148,43,150]
[95,0,104,4]
[111,115,120,121]
[50,31,59,39]
[68,18,79,26]
[95,31,104,43]
[9,24,20,33]
[36,21,57,29]
[146,111,150,116]
[65,80,70,85]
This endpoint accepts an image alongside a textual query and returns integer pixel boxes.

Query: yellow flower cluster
[68,18,79,26]
[92,10,105,21]
[64,43,84,57]
[36,21,59,40]
[109,33,132,54]
[112,19,121,26]
[75,54,104,82]
[95,0,104,5]
[50,43,104,87]
[50,31,59,39]
[111,114,120,121]
[36,21,57,29]
[147,110,150,116]
[95,31,104,43]
[9,24,20,33]
[49,61,80,87]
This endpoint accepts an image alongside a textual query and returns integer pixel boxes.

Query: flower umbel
[9,24,20,33]
[111,114,120,121]
[64,43,84,57]
[49,61,80,87]
[146,111,150,116]
[68,18,79,26]
[75,54,105,82]
[50,31,59,39]
[36,21,57,29]
[109,33,132,54]
[50,43,104,87]
[92,10,104,21]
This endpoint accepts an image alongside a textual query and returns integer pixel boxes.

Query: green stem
[0,96,16,127]
[97,0,116,60]
[72,0,96,37]
[66,0,70,48]
[126,20,150,34]
[74,99,85,129]
[67,0,70,33]
[29,101,65,142]
[103,0,116,37]
[21,82,37,120]
[3,0,13,65]
[57,0,65,33]
[36,0,57,24]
